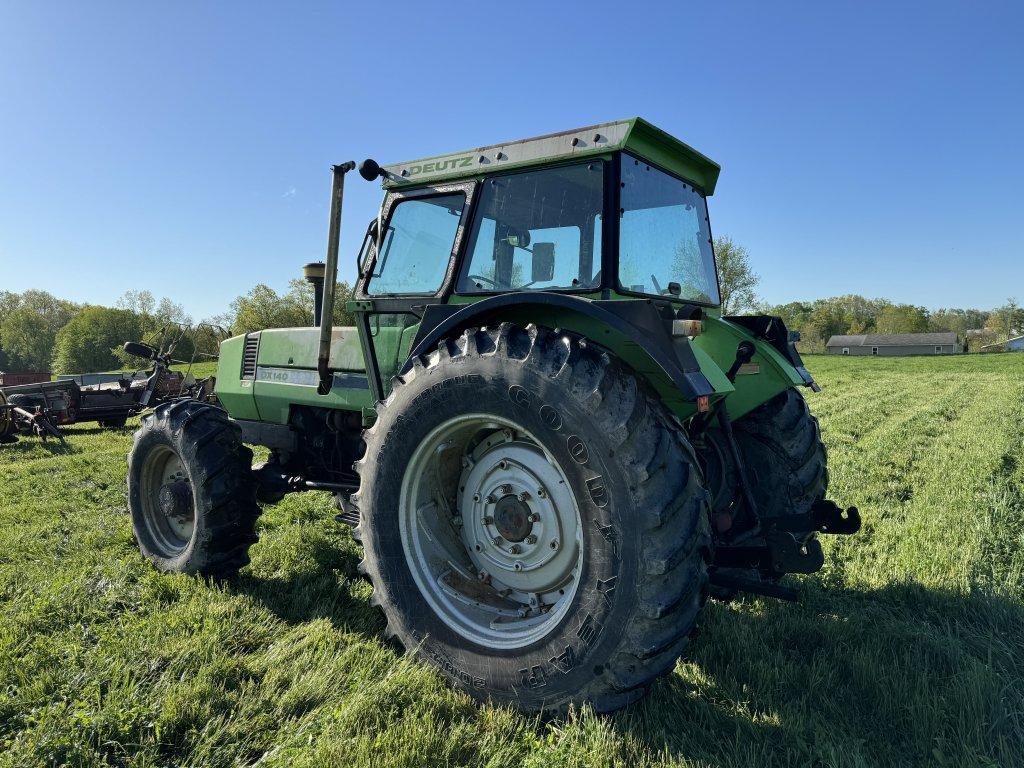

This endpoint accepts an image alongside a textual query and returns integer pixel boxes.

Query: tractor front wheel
[355,324,711,714]
[128,400,260,576]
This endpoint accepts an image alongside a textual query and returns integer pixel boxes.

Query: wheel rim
[139,445,195,556]
[398,414,583,649]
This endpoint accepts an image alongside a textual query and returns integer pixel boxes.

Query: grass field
[1,354,1022,767]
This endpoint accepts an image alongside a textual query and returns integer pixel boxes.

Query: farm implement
[126,118,860,713]
[0,339,212,443]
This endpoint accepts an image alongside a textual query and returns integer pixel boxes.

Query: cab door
[353,181,475,402]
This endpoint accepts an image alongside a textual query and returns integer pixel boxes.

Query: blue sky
[1,1,1021,320]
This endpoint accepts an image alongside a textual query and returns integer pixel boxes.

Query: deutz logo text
[406,155,474,176]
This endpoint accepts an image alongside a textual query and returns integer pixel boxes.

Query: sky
[1,1,1021,321]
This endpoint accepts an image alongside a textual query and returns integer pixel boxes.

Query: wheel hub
[399,415,583,649]
[493,494,532,542]
[158,480,193,522]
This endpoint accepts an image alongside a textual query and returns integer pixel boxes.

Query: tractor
[127,118,859,714]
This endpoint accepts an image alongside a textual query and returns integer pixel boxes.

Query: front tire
[128,400,260,576]
[355,324,711,714]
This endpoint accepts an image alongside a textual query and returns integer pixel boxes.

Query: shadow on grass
[231,531,385,638]
[614,581,1024,767]
[0,435,76,455]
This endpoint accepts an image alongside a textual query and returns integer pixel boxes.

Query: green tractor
[127,118,859,713]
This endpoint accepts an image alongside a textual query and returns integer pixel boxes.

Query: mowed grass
[1,354,1022,767]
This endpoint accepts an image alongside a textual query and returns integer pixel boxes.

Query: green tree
[0,308,53,371]
[875,304,929,334]
[227,280,355,335]
[51,307,142,374]
[714,236,759,314]
[0,290,80,372]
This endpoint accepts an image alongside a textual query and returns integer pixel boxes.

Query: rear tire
[705,388,827,598]
[734,388,828,530]
[128,400,259,576]
[355,324,711,714]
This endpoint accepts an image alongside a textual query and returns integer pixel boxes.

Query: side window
[368,193,465,296]
[458,163,603,293]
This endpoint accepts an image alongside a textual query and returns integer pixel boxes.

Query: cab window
[368,193,465,296]
[458,163,603,293]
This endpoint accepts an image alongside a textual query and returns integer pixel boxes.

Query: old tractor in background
[127,118,859,714]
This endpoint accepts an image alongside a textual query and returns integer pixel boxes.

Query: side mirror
[531,242,555,282]
[358,159,383,182]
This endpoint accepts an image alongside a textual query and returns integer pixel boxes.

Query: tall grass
[1,354,1021,767]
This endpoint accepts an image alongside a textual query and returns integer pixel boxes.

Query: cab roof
[381,117,721,195]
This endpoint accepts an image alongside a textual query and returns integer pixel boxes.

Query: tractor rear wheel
[734,388,828,532]
[128,400,259,576]
[354,323,711,714]
[705,388,827,598]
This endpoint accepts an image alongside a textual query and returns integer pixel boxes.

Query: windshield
[458,162,603,293]
[618,153,720,305]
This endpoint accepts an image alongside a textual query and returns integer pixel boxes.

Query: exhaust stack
[317,161,356,395]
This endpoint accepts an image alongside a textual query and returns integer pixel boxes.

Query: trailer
[0,341,212,442]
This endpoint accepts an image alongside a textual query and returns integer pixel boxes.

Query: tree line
[0,278,355,375]
[717,238,1021,352]
[1,237,1018,373]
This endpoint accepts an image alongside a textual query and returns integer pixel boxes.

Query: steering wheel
[467,274,499,288]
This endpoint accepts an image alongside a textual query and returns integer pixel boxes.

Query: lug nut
[482,515,494,525]
[525,534,538,545]
[528,512,540,523]
[508,544,521,555]
[492,536,503,546]
[500,483,512,494]
[485,494,497,504]
[518,491,530,501]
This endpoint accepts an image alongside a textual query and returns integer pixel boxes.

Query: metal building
[825,332,961,356]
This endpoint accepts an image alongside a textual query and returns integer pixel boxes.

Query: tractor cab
[348,121,723,403]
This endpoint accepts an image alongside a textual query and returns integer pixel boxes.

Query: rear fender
[404,293,717,417]
[693,315,812,420]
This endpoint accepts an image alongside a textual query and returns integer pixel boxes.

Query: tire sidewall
[128,409,212,573]
[362,348,644,707]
